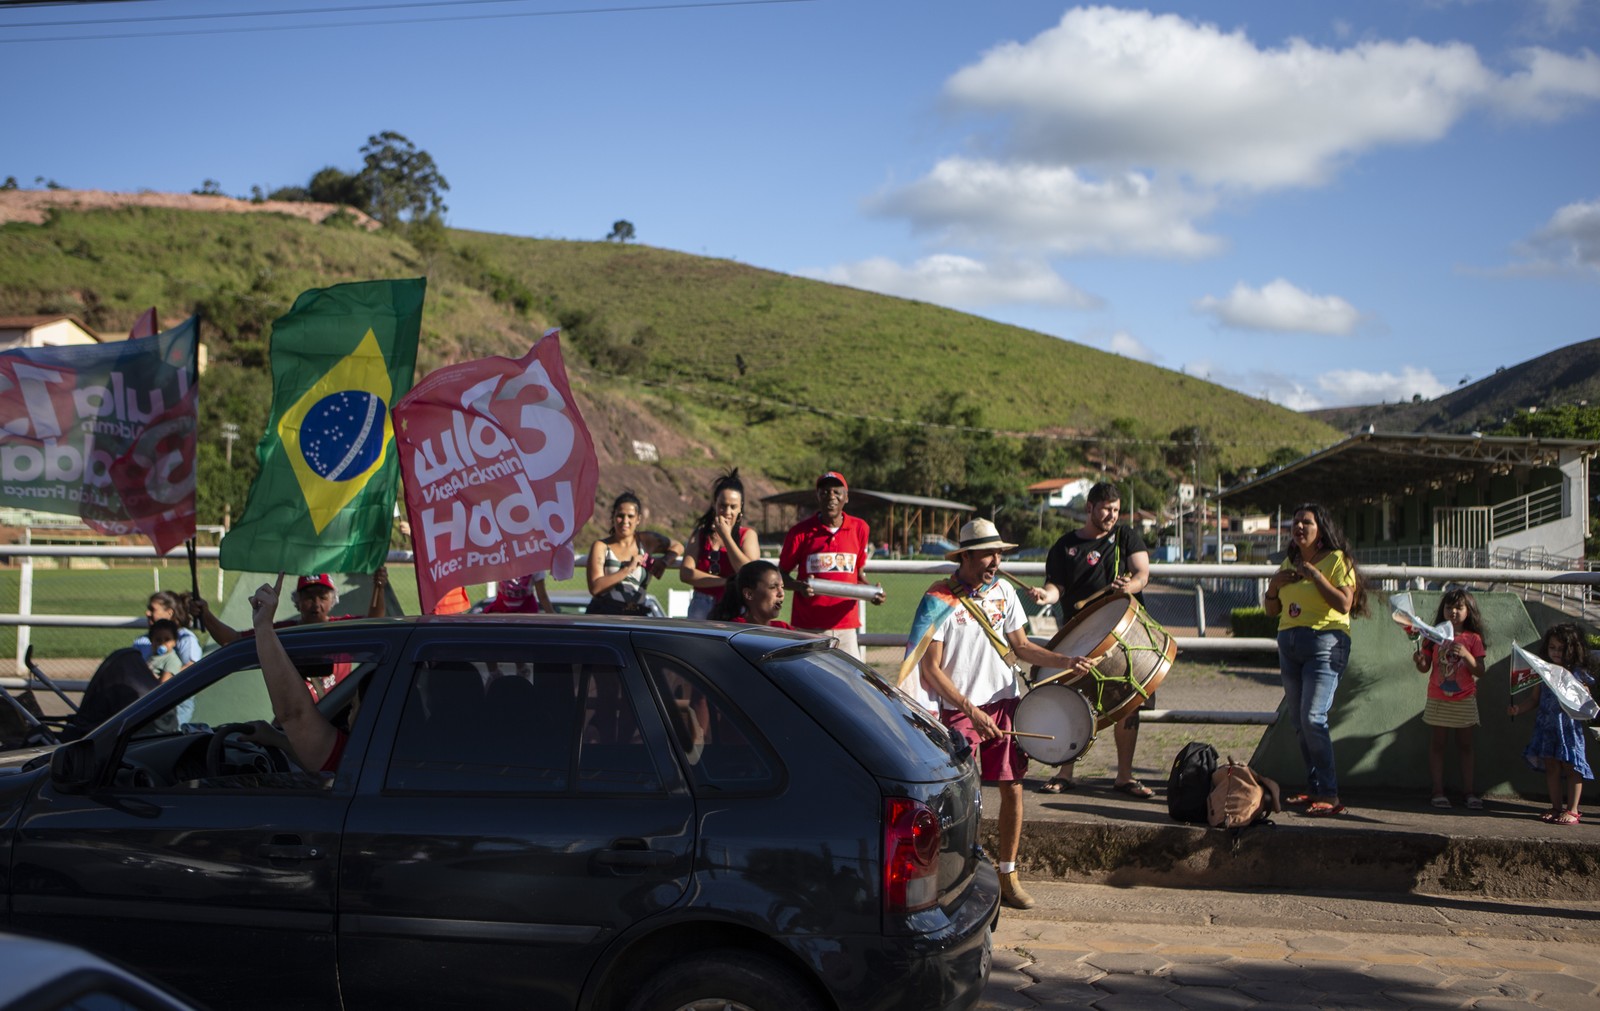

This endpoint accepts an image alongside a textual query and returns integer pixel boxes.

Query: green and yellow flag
[220,278,424,574]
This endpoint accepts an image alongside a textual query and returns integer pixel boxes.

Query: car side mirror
[50,739,100,793]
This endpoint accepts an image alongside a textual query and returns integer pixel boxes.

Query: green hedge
[1231,607,1279,639]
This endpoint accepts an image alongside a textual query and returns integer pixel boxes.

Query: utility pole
[221,422,240,467]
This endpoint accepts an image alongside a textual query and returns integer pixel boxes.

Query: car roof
[273,613,815,643]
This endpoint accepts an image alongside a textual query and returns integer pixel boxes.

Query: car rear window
[759,645,966,782]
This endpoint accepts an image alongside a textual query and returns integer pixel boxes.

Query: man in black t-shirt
[1028,481,1154,798]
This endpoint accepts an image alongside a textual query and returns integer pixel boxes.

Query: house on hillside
[1027,476,1097,510]
[1219,430,1599,567]
[0,315,101,351]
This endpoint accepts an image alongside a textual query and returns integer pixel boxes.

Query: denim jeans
[1277,626,1351,799]
[687,592,716,620]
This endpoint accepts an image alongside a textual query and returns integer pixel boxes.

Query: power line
[0,0,814,43]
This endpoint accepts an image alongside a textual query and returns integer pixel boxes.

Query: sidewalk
[989,779,1600,901]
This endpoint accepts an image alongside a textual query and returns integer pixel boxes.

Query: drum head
[1029,594,1140,685]
[1013,684,1096,765]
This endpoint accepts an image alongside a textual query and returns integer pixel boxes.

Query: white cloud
[1488,47,1600,119]
[1318,366,1451,405]
[942,6,1600,190]
[1183,360,1448,409]
[1195,279,1364,335]
[803,254,1101,309]
[1107,330,1158,362]
[871,157,1223,258]
[1523,197,1600,271]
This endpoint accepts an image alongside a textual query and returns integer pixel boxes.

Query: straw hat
[944,518,1018,560]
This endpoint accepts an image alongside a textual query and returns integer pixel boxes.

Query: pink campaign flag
[393,330,598,614]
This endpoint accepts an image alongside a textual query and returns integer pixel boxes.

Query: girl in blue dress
[1508,623,1594,825]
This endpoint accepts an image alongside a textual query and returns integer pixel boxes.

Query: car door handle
[595,840,674,869]
[258,836,325,861]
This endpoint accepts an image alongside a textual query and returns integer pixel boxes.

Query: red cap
[297,574,336,592]
[817,471,848,491]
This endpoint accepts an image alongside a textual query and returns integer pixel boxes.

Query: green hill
[1306,336,1600,435]
[0,194,1341,534]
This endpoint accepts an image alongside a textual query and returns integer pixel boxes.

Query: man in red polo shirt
[780,471,884,658]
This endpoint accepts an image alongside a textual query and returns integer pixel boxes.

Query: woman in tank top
[679,469,761,621]
[587,491,684,613]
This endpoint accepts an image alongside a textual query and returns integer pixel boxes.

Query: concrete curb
[984,785,1600,901]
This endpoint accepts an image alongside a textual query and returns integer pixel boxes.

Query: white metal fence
[5,548,1599,720]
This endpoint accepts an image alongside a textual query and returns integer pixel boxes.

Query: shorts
[1424,696,1479,728]
[942,697,1026,783]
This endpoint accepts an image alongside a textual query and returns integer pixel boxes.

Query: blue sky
[4,0,1598,409]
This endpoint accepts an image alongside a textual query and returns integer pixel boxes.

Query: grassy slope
[455,231,1341,471]
[0,202,1341,492]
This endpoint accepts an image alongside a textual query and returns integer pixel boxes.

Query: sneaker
[1430,795,1452,809]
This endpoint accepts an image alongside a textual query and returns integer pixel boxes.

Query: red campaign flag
[129,307,159,341]
[393,330,598,614]
[88,383,198,554]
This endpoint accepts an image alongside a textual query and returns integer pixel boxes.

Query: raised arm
[190,597,242,646]
[248,574,338,772]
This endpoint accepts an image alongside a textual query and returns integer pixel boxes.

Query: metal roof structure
[757,488,976,554]
[758,488,975,512]
[1216,430,1600,510]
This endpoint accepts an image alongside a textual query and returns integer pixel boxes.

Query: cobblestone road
[979,882,1600,1010]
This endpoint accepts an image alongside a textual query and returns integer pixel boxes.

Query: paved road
[979,882,1600,1009]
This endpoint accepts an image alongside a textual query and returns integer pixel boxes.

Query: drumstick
[1073,584,1117,611]
[1030,659,1094,691]
[1001,730,1056,740]
[997,569,1033,592]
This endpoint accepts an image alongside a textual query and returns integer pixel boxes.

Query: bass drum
[1011,683,1097,765]
[1030,594,1177,730]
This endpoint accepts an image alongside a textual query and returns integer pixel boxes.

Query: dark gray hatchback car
[1,615,999,1011]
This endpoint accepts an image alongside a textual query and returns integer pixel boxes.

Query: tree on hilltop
[359,131,449,226]
[606,220,636,242]
[307,166,370,208]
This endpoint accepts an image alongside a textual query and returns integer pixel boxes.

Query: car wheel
[627,949,826,1011]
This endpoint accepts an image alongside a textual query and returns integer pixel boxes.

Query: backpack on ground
[1167,741,1218,825]
[1207,757,1281,831]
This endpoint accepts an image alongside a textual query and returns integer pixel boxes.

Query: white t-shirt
[931,578,1025,709]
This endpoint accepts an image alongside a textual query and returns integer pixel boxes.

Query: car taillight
[883,796,941,916]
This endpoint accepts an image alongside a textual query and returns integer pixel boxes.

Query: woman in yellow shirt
[1262,503,1369,817]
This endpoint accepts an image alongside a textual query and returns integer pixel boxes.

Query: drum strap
[955,594,1020,670]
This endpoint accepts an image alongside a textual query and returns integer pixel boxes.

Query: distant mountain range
[1306,336,1600,434]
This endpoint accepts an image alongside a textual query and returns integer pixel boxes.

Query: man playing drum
[911,519,1093,910]
[1029,481,1155,798]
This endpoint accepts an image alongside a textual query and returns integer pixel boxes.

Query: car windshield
[759,646,965,783]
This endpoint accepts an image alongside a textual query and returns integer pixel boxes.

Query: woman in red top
[679,469,760,620]
[709,559,793,629]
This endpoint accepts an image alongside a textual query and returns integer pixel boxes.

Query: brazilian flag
[220,278,424,575]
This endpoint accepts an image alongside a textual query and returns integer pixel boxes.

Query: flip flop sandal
[1430,795,1452,809]
[1305,802,1346,817]
[1112,780,1155,799]
[1465,795,1484,810]
[1283,793,1313,807]
[1554,810,1581,826]
[1037,778,1075,794]
[1540,808,1562,823]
